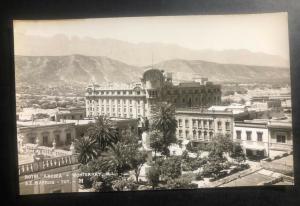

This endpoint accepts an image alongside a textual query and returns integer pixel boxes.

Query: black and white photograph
[14,12,294,195]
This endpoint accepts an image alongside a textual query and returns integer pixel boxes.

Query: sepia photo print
[14,12,294,195]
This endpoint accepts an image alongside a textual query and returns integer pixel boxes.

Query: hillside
[14,34,289,68]
[14,55,291,91]
[14,55,143,87]
[154,59,290,83]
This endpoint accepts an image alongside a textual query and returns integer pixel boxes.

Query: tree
[146,165,160,190]
[149,130,164,160]
[128,149,148,182]
[99,142,132,176]
[208,135,233,160]
[150,102,177,157]
[87,116,119,151]
[230,143,246,164]
[160,156,182,180]
[75,137,98,165]
[99,140,147,179]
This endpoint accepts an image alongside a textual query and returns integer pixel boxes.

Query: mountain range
[14,55,291,89]
[14,34,289,68]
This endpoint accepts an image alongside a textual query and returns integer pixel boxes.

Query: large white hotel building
[85,68,222,119]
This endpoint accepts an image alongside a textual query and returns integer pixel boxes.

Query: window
[236,130,241,140]
[198,131,202,139]
[179,130,183,138]
[217,121,222,130]
[257,132,263,142]
[276,135,286,143]
[42,136,48,145]
[225,122,230,131]
[204,131,207,140]
[246,131,252,141]
[178,119,182,127]
[198,120,202,129]
[185,120,189,128]
[193,120,197,128]
[185,130,189,139]
[66,133,72,144]
[193,130,196,139]
[204,120,207,128]
[55,134,60,144]
[209,132,213,139]
[209,120,213,129]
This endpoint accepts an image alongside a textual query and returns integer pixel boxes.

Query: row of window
[165,88,220,95]
[29,133,72,146]
[180,96,220,104]
[88,106,143,114]
[178,129,214,140]
[178,119,231,130]
[88,112,136,119]
[88,90,145,95]
[236,130,287,143]
[236,130,263,141]
[87,99,144,105]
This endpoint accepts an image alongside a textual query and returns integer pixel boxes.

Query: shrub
[210,171,228,182]
[202,161,223,178]
[160,156,182,179]
[92,174,119,192]
[165,177,198,189]
[112,178,138,191]
[195,172,204,181]
[146,166,160,189]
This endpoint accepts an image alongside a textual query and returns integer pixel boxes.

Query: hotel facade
[85,68,222,119]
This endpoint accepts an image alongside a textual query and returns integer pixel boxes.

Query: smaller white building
[233,118,293,158]
[233,119,269,157]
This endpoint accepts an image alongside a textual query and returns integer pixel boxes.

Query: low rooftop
[17,119,75,128]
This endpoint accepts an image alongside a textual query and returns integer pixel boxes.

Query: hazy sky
[14,12,289,59]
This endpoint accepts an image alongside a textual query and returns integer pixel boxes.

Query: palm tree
[100,142,131,176]
[151,102,177,156]
[75,137,98,165]
[87,116,119,151]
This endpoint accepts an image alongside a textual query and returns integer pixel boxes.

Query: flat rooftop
[17,119,75,127]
